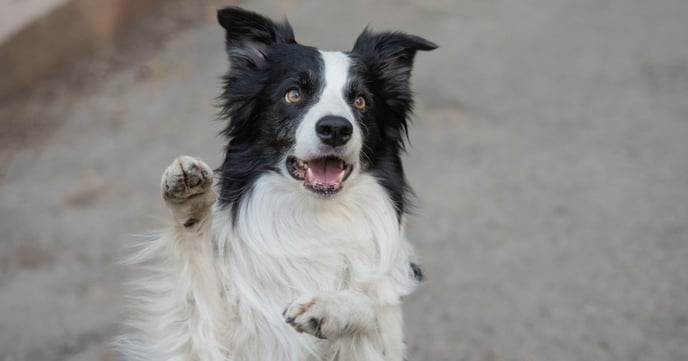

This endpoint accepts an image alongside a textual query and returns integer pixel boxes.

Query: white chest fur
[212,173,413,360]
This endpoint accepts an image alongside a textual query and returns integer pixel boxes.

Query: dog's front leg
[283,290,377,340]
[284,291,396,360]
[161,156,216,229]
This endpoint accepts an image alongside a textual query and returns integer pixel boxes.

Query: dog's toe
[283,295,333,340]
[161,156,214,202]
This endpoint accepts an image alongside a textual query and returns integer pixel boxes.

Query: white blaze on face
[293,51,362,164]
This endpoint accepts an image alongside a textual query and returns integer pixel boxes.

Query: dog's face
[216,7,436,215]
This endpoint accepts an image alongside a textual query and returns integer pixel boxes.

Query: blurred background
[1,0,687,360]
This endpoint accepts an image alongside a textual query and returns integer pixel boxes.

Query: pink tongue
[309,158,341,184]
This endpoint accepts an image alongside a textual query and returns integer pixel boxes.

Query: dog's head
[216,7,436,215]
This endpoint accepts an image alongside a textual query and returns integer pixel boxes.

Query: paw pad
[161,156,214,201]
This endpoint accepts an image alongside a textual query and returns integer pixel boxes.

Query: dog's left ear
[352,29,437,85]
[217,7,295,70]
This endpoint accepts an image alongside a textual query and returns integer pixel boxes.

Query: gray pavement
[0,0,69,43]
[1,0,688,360]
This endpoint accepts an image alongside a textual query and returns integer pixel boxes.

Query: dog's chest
[216,176,400,310]
[223,174,398,280]
[212,174,401,358]
[223,177,396,294]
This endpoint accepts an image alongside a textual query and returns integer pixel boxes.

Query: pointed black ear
[352,29,437,83]
[217,7,295,69]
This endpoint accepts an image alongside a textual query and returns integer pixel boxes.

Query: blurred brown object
[0,0,165,100]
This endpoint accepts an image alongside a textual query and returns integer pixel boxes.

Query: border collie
[118,7,436,361]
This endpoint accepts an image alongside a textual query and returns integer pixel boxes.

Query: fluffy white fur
[118,156,419,361]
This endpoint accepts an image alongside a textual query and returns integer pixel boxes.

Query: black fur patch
[183,218,199,228]
[351,31,437,219]
[410,262,424,281]
[309,317,326,339]
[216,7,323,221]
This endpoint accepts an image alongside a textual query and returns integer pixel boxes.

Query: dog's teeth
[337,170,346,182]
[306,168,314,182]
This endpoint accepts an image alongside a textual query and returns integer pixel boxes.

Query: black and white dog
[119,7,436,361]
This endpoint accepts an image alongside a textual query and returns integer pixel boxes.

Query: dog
[117,7,436,361]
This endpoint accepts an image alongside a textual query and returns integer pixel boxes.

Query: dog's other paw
[161,156,214,203]
[283,291,375,340]
[283,294,329,339]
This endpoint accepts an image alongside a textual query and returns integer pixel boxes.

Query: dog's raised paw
[161,156,214,202]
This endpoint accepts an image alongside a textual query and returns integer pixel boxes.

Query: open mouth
[287,155,353,195]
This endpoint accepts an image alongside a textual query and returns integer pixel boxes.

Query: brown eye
[285,89,302,103]
[353,96,366,110]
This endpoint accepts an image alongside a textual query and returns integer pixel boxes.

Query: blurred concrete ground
[0,0,69,43]
[1,0,688,360]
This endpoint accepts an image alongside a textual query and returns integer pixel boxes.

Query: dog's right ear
[217,7,295,69]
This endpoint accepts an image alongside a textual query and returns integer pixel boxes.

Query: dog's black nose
[316,116,353,147]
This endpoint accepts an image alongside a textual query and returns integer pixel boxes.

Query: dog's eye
[285,89,302,104]
[353,96,366,110]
